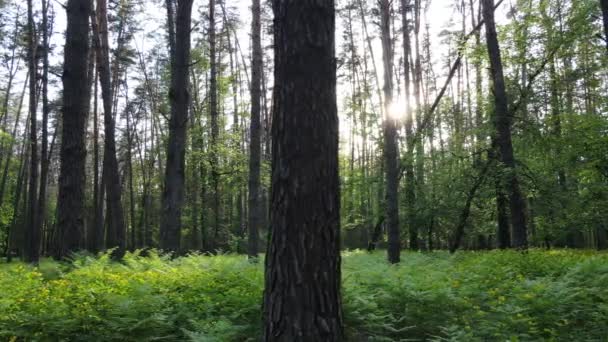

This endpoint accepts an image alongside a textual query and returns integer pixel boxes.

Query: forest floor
[0,249,606,341]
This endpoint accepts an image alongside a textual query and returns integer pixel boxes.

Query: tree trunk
[380,0,400,263]
[124,74,137,251]
[247,0,262,259]
[482,0,527,249]
[263,0,343,339]
[160,0,194,253]
[601,0,608,53]
[93,0,126,259]
[56,0,92,258]
[24,0,40,264]
[400,0,417,251]
[37,0,51,256]
[89,47,103,253]
[208,0,221,244]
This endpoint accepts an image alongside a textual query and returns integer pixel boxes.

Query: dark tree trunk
[93,0,126,259]
[601,0,608,53]
[489,139,511,249]
[400,0,417,251]
[263,0,343,340]
[449,160,492,253]
[482,0,528,249]
[247,0,262,259]
[160,0,194,253]
[37,0,51,256]
[56,0,92,258]
[24,0,40,264]
[125,75,137,251]
[380,0,400,263]
[6,137,29,261]
[209,0,221,244]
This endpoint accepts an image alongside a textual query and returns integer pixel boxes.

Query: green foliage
[0,251,264,341]
[1,250,607,341]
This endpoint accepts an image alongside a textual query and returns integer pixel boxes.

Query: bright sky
[9,0,510,153]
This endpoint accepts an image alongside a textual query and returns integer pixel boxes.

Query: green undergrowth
[0,249,606,341]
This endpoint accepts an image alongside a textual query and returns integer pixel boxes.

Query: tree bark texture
[57,0,92,258]
[263,0,343,340]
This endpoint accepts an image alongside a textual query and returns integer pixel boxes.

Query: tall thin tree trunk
[380,0,400,263]
[90,48,103,252]
[93,0,126,258]
[247,0,262,259]
[37,0,51,256]
[6,135,29,261]
[357,0,384,118]
[263,0,343,339]
[124,74,137,251]
[601,0,608,53]
[401,0,417,251]
[24,0,40,264]
[482,0,528,249]
[208,0,221,244]
[160,0,194,253]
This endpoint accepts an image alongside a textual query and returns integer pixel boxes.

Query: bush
[0,249,606,341]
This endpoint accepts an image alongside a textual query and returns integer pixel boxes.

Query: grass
[0,249,607,341]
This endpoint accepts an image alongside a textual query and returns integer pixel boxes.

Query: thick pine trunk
[56,0,92,258]
[247,0,262,259]
[263,0,343,340]
[482,0,528,249]
[160,0,194,253]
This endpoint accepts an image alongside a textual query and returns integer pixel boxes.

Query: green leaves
[0,250,607,341]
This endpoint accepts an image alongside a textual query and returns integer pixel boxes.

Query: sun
[388,97,407,120]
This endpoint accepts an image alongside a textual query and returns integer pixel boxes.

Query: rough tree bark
[56,0,92,258]
[247,0,262,259]
[160,0,194,253]
[263,0,343,340]
[482,0,528,249]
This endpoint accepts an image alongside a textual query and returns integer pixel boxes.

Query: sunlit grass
[1,249,607,341]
